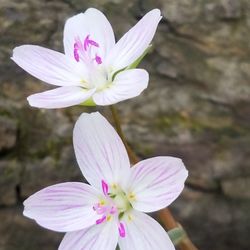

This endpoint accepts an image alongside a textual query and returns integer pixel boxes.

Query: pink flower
[23,112,188,249]
[11,8,162,109]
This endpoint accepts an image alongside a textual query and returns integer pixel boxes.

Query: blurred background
[0,0,250,249]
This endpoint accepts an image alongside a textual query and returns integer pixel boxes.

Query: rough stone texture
[221,177,250,199]
[0,160,21,205]
[0,0,250,249]
[0,116,17,152]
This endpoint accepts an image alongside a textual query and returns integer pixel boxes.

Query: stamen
[73,35,102,64]
[84,34,99,51]
[95,54,102,64]
[102,180,109,196]
[73,42,80,62]
[88,39,99,47]
[107,215,112,221]
[74,42,79,49]
[93,203,107,214]
[110,206,117,214]
[74,50,79,62]
[118,222,126,238]
[128,192,136,201]
[84,35,90,51]
[96,215,107,225]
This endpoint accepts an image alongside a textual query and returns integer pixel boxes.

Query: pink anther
[73,42,80,62]
[96,215,107,225]
[118,222,126,238]
[74,49,79,62]
[73,35,102,64]
[95,54,102,64]
[102,180,109,196]
[84,35,99,51]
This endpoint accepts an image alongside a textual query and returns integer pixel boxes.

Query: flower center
[73,34,102,65]
[93,180,132,238]
[73,35,111,91]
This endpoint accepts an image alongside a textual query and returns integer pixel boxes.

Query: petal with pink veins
[23,182,102,232]
[63,8,115,60]
[27,86,96,109]
[126,156,188,213]
[106,9,162,71]
[11,45,88,86]
[73,112,130,191]
[118,210,175,250]
[59,220,119,250]
[92,69,149,105]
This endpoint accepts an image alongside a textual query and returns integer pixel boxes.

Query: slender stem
[109,105,198,250]
[110,105,138,164]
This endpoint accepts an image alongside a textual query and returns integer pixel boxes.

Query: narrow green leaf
[111,45,153,81]
[126,45,153,70]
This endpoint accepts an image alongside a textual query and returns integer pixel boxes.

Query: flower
[11,9,162,109]
[23,112,188,249]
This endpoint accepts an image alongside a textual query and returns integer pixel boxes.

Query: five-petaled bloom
[11,8,162,109]
[23,112,188,250]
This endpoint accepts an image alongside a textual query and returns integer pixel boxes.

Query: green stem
[109,105,138,164]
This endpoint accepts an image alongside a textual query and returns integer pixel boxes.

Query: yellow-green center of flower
[93,180,135,238]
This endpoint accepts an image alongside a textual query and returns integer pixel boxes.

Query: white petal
[126,157,188,213]
[27,86,95,109]
[63,8,115,60]
[23,182,101,232]
[59,221,119,250]
[12,45,88,86]
[106,9,161,71]
[73,112,130,191]
[93,69,149,105]
[119,210,175,250]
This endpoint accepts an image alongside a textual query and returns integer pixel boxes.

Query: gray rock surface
[0,0,249,249]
